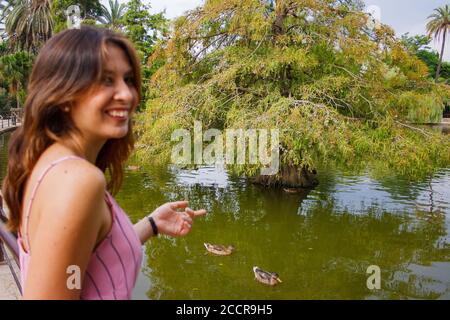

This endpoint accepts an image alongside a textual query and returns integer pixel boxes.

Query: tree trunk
[435,30,447,83]
[252,165,319,188]
[272,1,288,36]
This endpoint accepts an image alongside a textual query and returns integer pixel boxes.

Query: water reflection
[0,132,10,181]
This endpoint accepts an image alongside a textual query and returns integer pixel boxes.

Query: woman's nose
[114,79,134,103]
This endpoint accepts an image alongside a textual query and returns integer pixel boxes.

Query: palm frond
[97,0,126,29]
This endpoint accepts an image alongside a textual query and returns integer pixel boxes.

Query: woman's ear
[62,102,75,113]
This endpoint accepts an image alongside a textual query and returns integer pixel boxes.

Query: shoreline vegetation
[1,0,449,186]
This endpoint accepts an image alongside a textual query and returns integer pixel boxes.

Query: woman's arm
[134,201,207,244]
[22,162,106,299]
[133,216,154,244]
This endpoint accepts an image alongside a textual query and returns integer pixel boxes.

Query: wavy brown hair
[1,26,142,232]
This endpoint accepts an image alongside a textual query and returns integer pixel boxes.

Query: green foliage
[0,88,12,114]
[136,0,450,180]
[393,91,445,124]
[122,0,168,62]
[122,0,169,108]
[0,39,8,54]
[0,50,33,109]
[401,33,450,83]
[400,33,432,52]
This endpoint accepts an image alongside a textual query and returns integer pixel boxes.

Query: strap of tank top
[23,155,87,252]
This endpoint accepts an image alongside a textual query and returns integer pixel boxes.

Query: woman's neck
[57,134,106,164]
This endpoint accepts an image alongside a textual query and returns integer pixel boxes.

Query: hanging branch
[394,121,433,138]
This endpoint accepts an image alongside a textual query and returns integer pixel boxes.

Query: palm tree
[426,5,450,83]
[0,0,13,18]
[4,0,53,53]
[0,0,13,37]
[97,0,126,31]
[0,0,12,20]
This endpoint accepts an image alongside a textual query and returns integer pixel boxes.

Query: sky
[110,0,449,62]
[365,0,450,61]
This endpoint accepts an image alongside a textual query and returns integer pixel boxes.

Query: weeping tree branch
[394,121,433,138]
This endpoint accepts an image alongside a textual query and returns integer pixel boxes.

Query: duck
[204,243,235,256]
[253,266,282,286]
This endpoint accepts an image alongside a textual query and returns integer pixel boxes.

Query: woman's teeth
[107,110,128,117]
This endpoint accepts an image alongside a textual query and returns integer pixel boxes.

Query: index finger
[170,201,189,210]
[186,208,207,218]
[194,209,207,217]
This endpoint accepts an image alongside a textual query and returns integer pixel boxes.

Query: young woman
[1,26,206,300]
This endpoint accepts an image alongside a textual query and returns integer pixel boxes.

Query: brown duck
[204,243,235,256]
[253,266,282,286]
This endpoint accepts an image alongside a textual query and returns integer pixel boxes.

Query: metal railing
[0,193,22,294]
[0,114,18,129]
[0,115,23,295]
[0,108,23,129]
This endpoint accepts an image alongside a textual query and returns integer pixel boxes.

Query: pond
[1,132,449,299]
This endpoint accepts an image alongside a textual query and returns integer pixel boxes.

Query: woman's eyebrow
[103,69,134,76]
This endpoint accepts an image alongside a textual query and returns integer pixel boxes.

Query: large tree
[137,0,450,183]
[122,0,168,62]
[426,5,450,83]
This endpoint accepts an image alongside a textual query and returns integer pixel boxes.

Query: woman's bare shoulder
[34,156,107,215]
[39,155,105,186]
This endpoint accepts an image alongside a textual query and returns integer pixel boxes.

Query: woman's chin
[106,127,129,140]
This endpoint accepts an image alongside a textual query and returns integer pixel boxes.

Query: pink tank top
[17,155,143,299]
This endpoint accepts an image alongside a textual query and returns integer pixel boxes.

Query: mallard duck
[253,266,282,286]
[204,243,234,256]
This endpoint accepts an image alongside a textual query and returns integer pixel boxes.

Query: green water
[1,132,449,299]
[119,165,450,300]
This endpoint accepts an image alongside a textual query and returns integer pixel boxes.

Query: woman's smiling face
[69,43,138,144]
